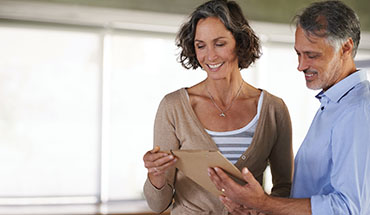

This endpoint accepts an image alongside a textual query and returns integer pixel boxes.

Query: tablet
[169,150,244,196]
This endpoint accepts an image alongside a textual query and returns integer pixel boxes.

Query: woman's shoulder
[259,90,291,122]
[260,89,285,106]
[162,88,186,100]
[163,88,185,98]
[164,82,205,102]
[259,89,290,116]
[159,88,187,108]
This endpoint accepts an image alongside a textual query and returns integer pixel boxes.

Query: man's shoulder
[334,81,370,126]
[341,80,370,107]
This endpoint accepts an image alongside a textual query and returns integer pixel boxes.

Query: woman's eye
[196,45,205,49]
[216,43,225,47]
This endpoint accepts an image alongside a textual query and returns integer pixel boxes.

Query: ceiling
[35,0,370,32]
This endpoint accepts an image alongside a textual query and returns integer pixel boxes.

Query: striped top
[206,91,264,164]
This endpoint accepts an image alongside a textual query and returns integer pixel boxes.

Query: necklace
[206,82,243,117]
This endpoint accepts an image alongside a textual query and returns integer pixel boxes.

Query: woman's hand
[143,146,177,189]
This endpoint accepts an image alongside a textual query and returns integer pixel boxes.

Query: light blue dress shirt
[291,70,370,214]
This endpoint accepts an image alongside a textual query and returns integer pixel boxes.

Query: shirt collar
[315,70,368,103]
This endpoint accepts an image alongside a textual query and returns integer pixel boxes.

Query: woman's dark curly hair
[176,0,261,70]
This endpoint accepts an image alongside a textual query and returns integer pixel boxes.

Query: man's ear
[341,38,354,57]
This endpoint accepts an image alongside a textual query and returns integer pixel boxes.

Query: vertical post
[98,27,112,213]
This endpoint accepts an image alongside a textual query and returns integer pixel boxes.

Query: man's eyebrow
[294,48,320,55]
[303,51,321,55]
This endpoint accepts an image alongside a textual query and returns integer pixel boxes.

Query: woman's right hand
[143,146,177,189]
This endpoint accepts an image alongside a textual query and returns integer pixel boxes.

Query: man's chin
[306,82,322,91]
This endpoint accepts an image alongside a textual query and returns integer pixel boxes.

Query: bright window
[0,26,100,199]
[1,21,369,206]
[107,31,204,200]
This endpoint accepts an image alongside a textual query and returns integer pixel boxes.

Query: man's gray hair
[295,0,361,57]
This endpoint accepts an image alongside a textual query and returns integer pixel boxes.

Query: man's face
[294,26,344,91]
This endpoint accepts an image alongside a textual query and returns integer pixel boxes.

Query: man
[208,1,370,214]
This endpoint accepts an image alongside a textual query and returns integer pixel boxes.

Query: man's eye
[308,54,319,59]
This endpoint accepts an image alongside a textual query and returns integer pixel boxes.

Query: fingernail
[207,169,211,176]
[169,155,174,159]
[243,168,249,174]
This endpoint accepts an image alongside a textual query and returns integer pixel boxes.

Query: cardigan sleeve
[143,96,180,213]
[268,98,294,197]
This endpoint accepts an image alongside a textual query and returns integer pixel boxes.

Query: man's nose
[297,57,309,71]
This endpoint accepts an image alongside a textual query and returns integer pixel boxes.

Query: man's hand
[208,167,268,210]
[220,196,266,215]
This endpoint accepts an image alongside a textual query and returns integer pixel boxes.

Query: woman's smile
[208,62,224,70]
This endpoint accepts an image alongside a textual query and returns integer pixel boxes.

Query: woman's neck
[205,76,244,107]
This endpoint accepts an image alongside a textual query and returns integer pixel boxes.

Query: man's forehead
[295,26,322,44]
[294,26,330,51]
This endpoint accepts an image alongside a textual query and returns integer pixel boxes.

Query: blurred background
[0,0,369,214]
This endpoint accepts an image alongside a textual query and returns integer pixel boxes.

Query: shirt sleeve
[311,102,370,214]
[269,99,294,197]
[143,96,180,213]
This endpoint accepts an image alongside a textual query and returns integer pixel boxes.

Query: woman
[143,0,293,214]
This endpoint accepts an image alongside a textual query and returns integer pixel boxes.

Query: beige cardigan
[144,88,293,214]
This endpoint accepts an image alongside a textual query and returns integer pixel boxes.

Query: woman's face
[194,17,239,80]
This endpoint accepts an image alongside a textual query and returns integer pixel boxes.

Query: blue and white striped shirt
[206,91,264,164]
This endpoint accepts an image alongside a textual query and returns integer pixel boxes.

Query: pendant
[220,113,226,117]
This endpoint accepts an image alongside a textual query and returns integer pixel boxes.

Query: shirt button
[241,155,246,160]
